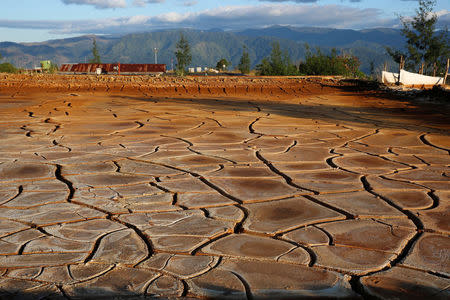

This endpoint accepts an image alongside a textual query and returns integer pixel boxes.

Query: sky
[0,0,449,42]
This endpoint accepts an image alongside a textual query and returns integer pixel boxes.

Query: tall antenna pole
[154,48,158,64]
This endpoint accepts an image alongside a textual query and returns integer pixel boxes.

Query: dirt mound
[0,74,345,99]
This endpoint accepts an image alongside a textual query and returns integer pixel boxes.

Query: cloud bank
[62,0,127,9]
[0,4,448,35]
[62,0,165,9]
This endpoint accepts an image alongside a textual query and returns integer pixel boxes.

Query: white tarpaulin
[399,69,444,85]
[381,71,399,84]
[382,70,444,86]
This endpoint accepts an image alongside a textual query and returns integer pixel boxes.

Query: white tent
[381,71,399,84]
[399,69,444,85]
[381,69,444,86]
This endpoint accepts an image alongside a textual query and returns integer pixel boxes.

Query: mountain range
[0,26,406,74]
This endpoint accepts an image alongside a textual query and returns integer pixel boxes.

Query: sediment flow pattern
[0,75,449,299]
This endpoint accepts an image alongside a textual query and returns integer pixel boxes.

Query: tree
[256,58,272,76]
[0,62,17,73]
[238,46,251,74]
[369,60,375,78]
[256,42,298,76]
[89,38,101,64]
[270,42,284,75]
[48,62,59,74]
[175,33,192,75]
[387,0,449,74]
[298,45,364,78]
[216,58,230,71]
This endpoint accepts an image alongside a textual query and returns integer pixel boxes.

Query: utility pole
[153,48,158,64]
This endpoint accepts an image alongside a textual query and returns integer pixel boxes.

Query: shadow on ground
[0,282,448,300]
[113,91,450,135]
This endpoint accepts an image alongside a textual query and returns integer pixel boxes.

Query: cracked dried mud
[0,74,449,299]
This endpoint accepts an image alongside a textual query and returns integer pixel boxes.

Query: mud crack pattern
[0,76,449,299]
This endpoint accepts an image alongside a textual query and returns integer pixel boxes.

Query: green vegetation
[0,28,407,75]
[298,46,364,78]
[39,60,59,73]
[0,62,18,73]
[89,38,101,64]
[175,33,192,75]
[48,62,59,74]
[256,42,364,77]
[0,51,18,73]
[387,0,449,74]
[238,46,251,74]
[216,58,230,71]
[369,60,375,79]
[256,42,298,76]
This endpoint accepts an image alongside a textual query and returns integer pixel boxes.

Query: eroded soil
[0,74,449,299]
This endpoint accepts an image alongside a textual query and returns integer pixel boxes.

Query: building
[59,63,166,75]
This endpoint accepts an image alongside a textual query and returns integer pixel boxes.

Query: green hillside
[0,26,405,74]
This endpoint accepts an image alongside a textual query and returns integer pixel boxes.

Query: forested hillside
[0,26,406,73]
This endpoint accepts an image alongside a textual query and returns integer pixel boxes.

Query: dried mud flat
[0,74,449,299]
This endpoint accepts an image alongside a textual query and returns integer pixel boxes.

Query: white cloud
[183,4,391,29]
[155,12,186,23]
[436,9,450,27]
[258,0,319,3]
[183,1,198,7]
[133,0,146,6]
[133,0,165,6]
[126,15,151,24]
[62,0,127,9]
[257,0,361,2]
[435,9,449,18]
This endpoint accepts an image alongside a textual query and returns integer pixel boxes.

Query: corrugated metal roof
[59,63,166,74]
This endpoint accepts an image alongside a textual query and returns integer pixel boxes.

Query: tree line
[173,34,365,77]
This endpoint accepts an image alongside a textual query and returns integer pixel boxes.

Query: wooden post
[419,62,424,75]
[384,62,387,72]
[444,58,449,86]
[433,62,437,77]
[398,56,403,85]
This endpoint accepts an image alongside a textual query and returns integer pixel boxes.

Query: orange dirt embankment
[0,74,341,99]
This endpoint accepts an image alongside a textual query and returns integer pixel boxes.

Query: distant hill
[0,26,406,74]
[234,26,403,48]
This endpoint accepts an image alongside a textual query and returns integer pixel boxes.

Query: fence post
[398,56,403,85]
[444,58,449,86]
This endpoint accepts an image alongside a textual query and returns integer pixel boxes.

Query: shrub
[299,46,365,78]
[0,62,18,73]
[48,62,59,74]
[216,58,230,71]
[256,42,298,76]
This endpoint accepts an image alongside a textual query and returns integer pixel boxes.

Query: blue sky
[1,0,449,42]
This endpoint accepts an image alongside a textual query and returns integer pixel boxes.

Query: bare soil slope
[0,74,449,299]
